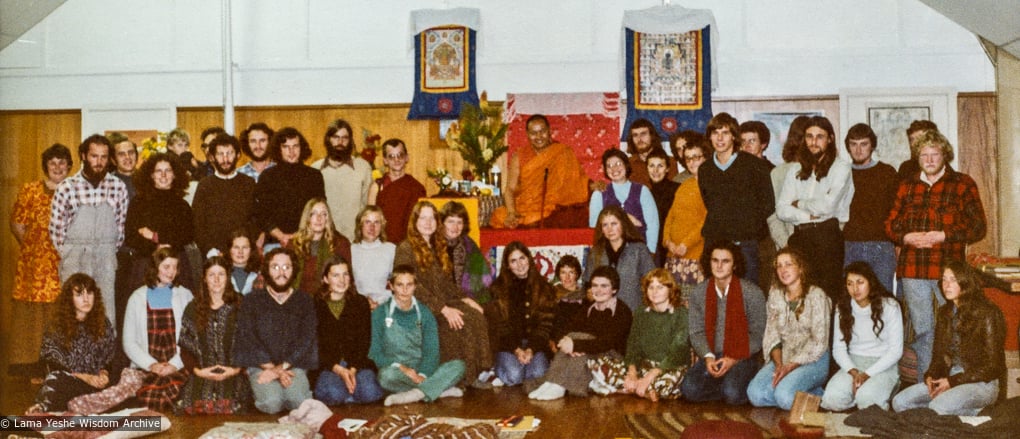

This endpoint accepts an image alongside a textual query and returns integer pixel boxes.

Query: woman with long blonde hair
[287,197,352,293]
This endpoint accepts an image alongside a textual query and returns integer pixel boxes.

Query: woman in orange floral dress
[10,143,73,372]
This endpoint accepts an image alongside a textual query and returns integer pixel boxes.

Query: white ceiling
[919,0,1020,59]
[0,0,65,50]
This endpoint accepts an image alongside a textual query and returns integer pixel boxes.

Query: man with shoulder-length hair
[50,134,129,324]
[254,127,326,250]
[698,112,774,285]
[776,116,854,300]
[233,247,318,414]
[842,123,897,292]
[238,122,275,182]
[312,118,373,241]
[886,130,985,379]
[681,240,767,405]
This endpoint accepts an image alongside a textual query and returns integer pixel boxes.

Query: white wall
[0,0,993,110]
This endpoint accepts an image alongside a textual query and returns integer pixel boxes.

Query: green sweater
[624,307,690,371]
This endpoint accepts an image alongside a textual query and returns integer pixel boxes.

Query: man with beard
[842,123,897,292]
[626,118,675,186]
[776,116,854,300]
[254,127,326,250]
[192,133,257,256]
[49,134,129,324]
[311,118,373,240]
[886,129,985,381]
[238,122,275,182]
[233,247,318,414]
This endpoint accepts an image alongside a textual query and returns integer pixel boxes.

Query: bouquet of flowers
[445,91,508,179]
[138,131,168,163]
[427,167,454,192]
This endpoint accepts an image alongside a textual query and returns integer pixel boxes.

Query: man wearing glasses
[368,138,427,244]
[233,247,318,414]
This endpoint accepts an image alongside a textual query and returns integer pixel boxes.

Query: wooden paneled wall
[0,96,999,365]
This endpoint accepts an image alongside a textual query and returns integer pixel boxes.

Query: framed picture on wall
[839,88,956,168]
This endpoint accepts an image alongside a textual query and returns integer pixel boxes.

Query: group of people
[9,111,1005,417]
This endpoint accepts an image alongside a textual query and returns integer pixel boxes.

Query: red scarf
[704,277,750,360]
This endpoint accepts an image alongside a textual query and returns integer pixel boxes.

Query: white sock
[384,388,425,406]
[532,382,566,400]
[491,377,504,387]
[438,386,463,399]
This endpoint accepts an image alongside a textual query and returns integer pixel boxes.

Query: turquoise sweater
[368,299,440,376]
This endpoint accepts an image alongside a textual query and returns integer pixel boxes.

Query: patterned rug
[625,410,778,438]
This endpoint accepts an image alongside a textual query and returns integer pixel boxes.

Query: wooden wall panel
[0,110,81,371]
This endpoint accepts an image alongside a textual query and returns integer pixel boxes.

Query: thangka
[408,8,480,120]
[621,6,718,140]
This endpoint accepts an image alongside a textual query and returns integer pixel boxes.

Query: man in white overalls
[50,134,128,326]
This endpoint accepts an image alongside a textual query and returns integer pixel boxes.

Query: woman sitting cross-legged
[747,247,832,410]
[485,241,558,388]
[27,274,117,414]
[891,260,1006,416]
[587,268,690,401]
[529,265,632,400]
[370,264,465,406]
[123,247,194,411]
[312,256,384,404]
[820,261,903,411]
[176,256,251,415]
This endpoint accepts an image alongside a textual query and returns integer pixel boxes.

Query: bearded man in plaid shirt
[885,129,986,379]
[50,134,129,325]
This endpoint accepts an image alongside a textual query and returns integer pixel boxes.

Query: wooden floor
[1,370,801,438]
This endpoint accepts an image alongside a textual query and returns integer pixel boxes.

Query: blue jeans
[901,278,944,377]
[680,354,761,405]
[495,351,549,386]
[747,351,831,410]
[844,241,896,293]
[737,240,760,286]
[314,368,384,405]
[247,367,312,414]
[893,375,999,415]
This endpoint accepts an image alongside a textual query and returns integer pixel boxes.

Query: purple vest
[601,182,647,236]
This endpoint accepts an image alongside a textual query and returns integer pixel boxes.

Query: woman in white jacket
[821,261,903,410]
[123,247,194,411]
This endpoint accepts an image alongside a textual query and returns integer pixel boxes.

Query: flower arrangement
[427,167,454,192]
[138,131,168,163]
[445,91,508,179]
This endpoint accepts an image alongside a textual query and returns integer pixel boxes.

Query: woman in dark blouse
[125,153,195,291]
[27,274,116,414]
[313,256,383,404]
[177,256,250,415]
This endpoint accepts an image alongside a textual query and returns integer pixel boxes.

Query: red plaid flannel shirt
[885,168,986,279]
